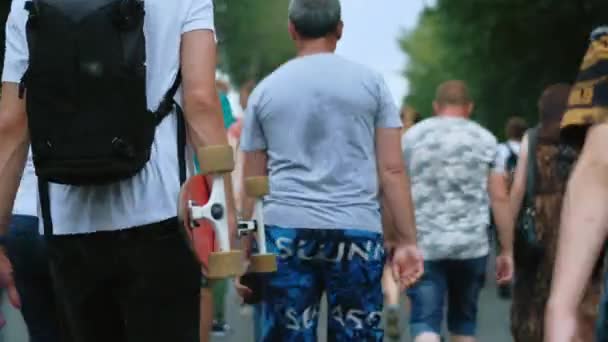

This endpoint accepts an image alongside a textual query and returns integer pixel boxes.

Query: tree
[215,0,295,87]
[401,0,608,137]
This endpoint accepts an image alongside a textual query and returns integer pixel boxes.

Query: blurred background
[2,0,607,136]
[212,0,608,137]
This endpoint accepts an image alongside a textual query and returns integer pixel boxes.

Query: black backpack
[20,0,181,186]
[505,144,518,175]
[516,127,541,254]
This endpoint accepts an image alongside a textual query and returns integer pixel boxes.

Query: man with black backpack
[0,0,234,341]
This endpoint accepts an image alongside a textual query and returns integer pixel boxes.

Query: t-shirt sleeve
[375,74,402,129]
[2,0,28,83]
[493,144,509,174]
[240,89,267,152]
[182,0,215,34]
[486,139,500,172]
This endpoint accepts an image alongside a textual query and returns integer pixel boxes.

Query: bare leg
[382,263,400,306]
[414,332,442,342]
[451,335,476,342]
[200,288,214,342]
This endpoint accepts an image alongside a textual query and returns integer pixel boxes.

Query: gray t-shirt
[240,53,401,232]
[402,116,498,260]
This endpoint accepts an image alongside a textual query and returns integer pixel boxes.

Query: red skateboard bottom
[178,174,216,275]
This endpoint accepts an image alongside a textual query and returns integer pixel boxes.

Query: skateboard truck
[187,145,243,279]
[237,177,277,273]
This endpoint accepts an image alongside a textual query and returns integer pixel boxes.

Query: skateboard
[178,145,276,280]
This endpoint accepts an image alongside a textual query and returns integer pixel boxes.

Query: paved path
[0,258,512,342]
[211,252,512,342]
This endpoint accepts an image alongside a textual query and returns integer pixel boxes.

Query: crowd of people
[0,0,607,341]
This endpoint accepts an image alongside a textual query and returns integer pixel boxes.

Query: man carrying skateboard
[0,0,235,341]
[236,0,423,340]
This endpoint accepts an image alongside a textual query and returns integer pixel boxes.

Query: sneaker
[385,305,401,341]
[211,320,231,337]
[239,303,253,316]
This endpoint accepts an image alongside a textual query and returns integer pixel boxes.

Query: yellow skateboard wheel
[208,250,244,279]
[244,177,269,198]
[249,253,277,273]
[198,145,234,175]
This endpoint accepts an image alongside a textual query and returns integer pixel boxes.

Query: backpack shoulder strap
[525,127,539,207]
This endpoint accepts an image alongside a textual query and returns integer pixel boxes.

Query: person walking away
[509,84,601,341]
[0,0,236,341]
[1,149,64,342]
[403,80,514,342]
[492,116,528,300]
[235,0,423,340]
[544,27,608,342]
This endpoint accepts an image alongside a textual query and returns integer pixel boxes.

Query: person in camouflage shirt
[402,81,514,342]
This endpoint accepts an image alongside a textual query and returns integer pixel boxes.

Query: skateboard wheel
[249,254,277,273]
[208,250,244,279]
[198,145,235,175]
[244,177,269,197]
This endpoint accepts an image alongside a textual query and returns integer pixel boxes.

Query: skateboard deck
[178,174,216,277]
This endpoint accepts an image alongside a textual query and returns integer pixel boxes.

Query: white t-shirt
[12,148,37,217]
[494,140,521,174]
[3,0,215,235]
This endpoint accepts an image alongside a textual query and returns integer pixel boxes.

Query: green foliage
[215,0,296,87]
[401,0,608,138]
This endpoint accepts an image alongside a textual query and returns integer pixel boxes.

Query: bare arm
[0,83,29,235]
[181,30,227,148]
[546,124,608,332]
[376,128,417,244]
[239,151,268,220]
[180,30,237,237]
[489,171,514,255]
[510,134,528,221]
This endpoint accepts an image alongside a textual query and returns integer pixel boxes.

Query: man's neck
[435,105,470,119]
[296,38,337,57]
[437,112,467,119]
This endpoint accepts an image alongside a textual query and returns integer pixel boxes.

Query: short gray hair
[288,0,342,38]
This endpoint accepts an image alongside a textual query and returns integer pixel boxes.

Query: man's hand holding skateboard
[179,145,276,283]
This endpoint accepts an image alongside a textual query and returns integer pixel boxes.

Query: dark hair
[505,117,528,141]
[538,83,571,143]
[412,112,421,124]
[288,0,341,39]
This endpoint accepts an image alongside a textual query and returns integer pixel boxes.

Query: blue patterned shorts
[256,226,385,342]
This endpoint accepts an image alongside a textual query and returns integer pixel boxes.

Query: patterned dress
[511,139,603,341]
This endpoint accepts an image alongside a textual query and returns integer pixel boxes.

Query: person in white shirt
[0,0,234,341]
[492,116,528,300]
[494,117,528,186]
